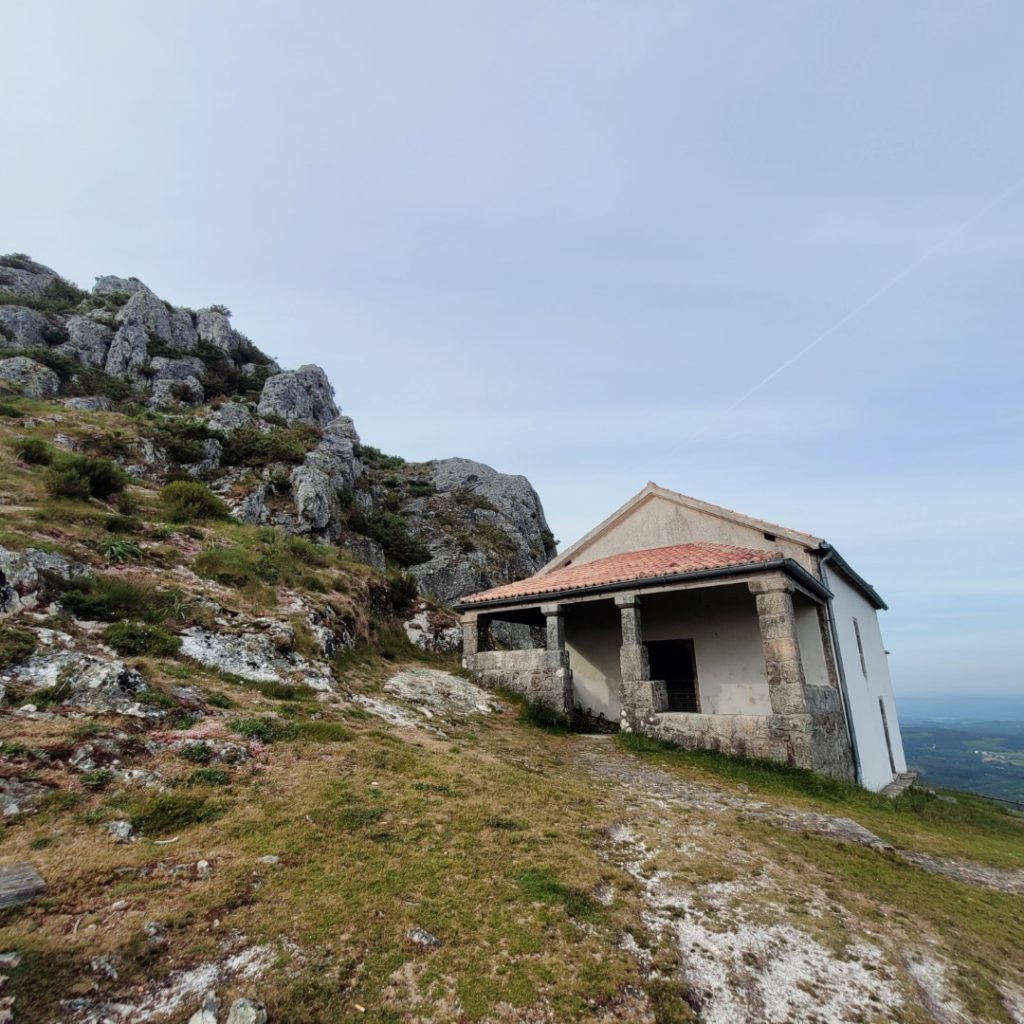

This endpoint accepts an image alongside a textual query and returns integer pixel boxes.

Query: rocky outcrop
[104,323,149,379]
[116,289,198,351]
[59,316,113,368]
[0,305,65,348]
[257,364,338,427]
[93,275,151,296]
[0,357,61,398]
[0,256,61,299]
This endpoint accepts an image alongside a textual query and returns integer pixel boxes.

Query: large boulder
[150,376,204,406]
[0,546,87,614]
[93,275,151,297]
[0,305,65,348]
[205,401,254,433]
[58,316,113,368]
[301,415,361,491]
[196,307,241,355]
[115,291,197,351]
[290,464,334,532]
[257,364,338,427]
[104,323,149,379]
[0,357,60,398]
[149,355,205,381]
[0,256,61,299]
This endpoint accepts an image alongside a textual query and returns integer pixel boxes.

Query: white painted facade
[824,568,907,791]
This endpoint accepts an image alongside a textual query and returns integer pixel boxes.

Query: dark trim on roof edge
[817,544,886,610]
[454,557,832,612]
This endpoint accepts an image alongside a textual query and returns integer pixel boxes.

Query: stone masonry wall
[466,650,573,714]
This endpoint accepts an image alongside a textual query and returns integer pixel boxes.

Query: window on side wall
[852,617,868,679]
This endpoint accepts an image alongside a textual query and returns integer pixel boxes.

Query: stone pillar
[749,575,809,716]
[615,594,667,731]
[541,603,566,652]
[461,614,485,663]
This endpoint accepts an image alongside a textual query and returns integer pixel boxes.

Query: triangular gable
[541,482,823,575]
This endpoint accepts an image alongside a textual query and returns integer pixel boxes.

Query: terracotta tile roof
[461,543,780,605]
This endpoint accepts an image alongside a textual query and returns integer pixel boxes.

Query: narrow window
[853,617,868,678]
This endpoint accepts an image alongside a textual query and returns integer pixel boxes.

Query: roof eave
[454,557,831,612]
[818,544,887,610]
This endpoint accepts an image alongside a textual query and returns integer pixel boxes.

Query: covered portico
[457,544,856,779]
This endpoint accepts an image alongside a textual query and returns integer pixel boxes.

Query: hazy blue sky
[3,2,1022,698]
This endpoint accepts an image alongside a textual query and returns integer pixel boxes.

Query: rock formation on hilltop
[0,252,556,603]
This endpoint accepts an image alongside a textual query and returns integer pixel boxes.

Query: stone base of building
[466,650,573,713]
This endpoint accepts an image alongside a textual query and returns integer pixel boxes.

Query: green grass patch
[179,741,214,764]
[186,767,230,786]
[56,573,190,625]
[338,805,386,828]
[0,625,35,670]
[101,620,181,657]
[128,793,225,836]
[516,868,602,921]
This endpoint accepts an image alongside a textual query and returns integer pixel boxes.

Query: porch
[460,570,855,779]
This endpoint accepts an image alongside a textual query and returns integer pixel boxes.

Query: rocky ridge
[0,253,557,604]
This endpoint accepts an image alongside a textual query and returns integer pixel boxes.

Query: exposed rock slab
[257,364,338,427]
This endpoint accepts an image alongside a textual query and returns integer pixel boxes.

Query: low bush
[205,690,234,709]
[159,480,230,523]
[219,425,319,466]
[347,507,431,567]
[12,436,54,465]
[0,625,36,669]
[518,701,572,733]
[45,454,128,502]
[192,530,325,589]
[101,620,181,657]
[387,571,419,616]
[187,767,229,786]
[179,742,213,764]
[82,768,113,791]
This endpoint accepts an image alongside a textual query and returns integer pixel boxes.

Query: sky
[2,1,1022,699]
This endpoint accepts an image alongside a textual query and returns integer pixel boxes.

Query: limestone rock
[150,377,205,406]
[58,316,113,368]
[0,305,65,348]
[257,364,338,427]
[196,307,240,355]
[0,547,87,615]
[179,624,335,691]
[187,989,220,1024]
[0,256,61,299]
[6,648,154,715]
[403,603,462,654]
[233,485,271,525]
[106,819,136,844]
[93,275,151,296]
[302,415,361,491]
[343,536,386,572]
[408,927,443,948]
[63,396,114,412]
[115,288,199,352]
[290,465,334,533]
[104,323,149,379]
[0,357,60,399]
[150,355,205,381]
[225,998,267,1024]
[205,401,254,432]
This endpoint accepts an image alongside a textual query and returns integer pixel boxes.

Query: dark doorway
[647,639,699,713]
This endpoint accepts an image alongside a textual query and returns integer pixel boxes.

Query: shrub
[387,571,419,616]
[205,691,234,709]
[102,620,181,657]
[103,514,140,535]
[64,368,137,402]
[159,480,229,523]
[219,425,318,467]
[128,793,224,836]
[179,741,213,764]
[0,278,88,314]
[136,688,177,709]
[152,419,217,464]
[0,625,36,669]
[46,464,92,500]
[518,701,571,733]
[12,436,54,465]
[45,454,128,501]
[356,445,404,469]
[82,768,113,791]
[347,507,431,567]
[187,768,229,786]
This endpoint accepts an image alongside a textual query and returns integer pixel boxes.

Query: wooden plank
[0,862,46,909]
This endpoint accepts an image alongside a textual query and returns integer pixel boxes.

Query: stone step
[880,771,918,799]
[0,862,47,909]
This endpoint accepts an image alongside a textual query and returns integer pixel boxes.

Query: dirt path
[573,735,1024,1024]
[575,735,1024,895]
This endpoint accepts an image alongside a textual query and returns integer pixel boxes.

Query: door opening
[647,639,699,713]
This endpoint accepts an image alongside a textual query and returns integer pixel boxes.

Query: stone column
[615,594,667,731]
[461,614,485,663]
[748,575,809,715]
[541,603,566,652]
